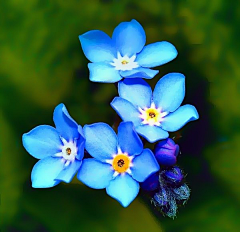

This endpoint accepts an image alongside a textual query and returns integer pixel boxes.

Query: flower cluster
[22,20,199,215]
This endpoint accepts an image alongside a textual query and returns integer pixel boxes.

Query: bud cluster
[141,138,190,218]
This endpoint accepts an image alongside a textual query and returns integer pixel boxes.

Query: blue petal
[131,148,160,182]
[76,125,85,160]
[22,125,62,159]
[117,122,143,157]
[136,41,178,68]
[110,97,142,127]
[55,160,82,183]
[118,78,152,109]
[112,19,146,56]
[153,73,185,112]
[79,30,116,62]
[78,158,113,189]
[161,104,199,132]
[83,123,118,161]
[88,62,122,83]
[106,174,139,207]
[136,125,169,143]
[31,157,64,188]
[120,67,159,79]
[53,103,79,141]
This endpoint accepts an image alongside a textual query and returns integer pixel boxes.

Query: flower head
[77,121,160,207]
[22,103,85,188]
[79,19,177,83]
[111,73,199,143]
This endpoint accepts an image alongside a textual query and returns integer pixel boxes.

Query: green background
[1,0,240,231]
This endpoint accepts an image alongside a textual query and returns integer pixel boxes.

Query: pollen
[66,147,71,155]
[112,154,130,173]
[121,60,128,65]
[149,112,156,118]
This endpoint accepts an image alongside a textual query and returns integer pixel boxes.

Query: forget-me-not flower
[22,103,85,188]
[111,73,199,143]
[78,121,160,207]
[79,19,177,83]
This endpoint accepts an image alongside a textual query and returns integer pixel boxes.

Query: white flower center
[110,52,139,71]
[105,147,134,178]
[55,137,78,167]
[139,102,168,126]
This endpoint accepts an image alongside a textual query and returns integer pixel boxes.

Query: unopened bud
[154,138,179,166]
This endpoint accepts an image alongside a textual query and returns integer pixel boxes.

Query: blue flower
[111,73,199,143]
[79,19,177,83]
[77,121,160,207]
[22,103,85,188]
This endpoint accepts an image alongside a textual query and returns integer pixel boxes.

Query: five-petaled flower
[22,103,85,188]
[77,121,160,207]
[111,73,199,143]
[79,19,178,83]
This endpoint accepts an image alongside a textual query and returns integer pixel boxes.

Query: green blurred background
[1,0,240,231]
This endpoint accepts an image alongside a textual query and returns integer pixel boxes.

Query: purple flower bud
[141,172,160,191]
[163,166,184,186]
[154,138,179,166]
[152,187,169,206]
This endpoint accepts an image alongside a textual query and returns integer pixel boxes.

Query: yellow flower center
[139,102,168,126]
[66,147,71,155]
[121,60,128,65]
[112,154,130,173]
[145,108,160,123]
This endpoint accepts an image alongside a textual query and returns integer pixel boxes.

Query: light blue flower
[78,121,159,207]
[79,19,177,83]
[22,103,85,188]
[111,73,199,143]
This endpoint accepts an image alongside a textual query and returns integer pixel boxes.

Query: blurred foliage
[1,0,240,231]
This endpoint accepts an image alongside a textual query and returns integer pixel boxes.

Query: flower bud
[172,183,190,202]
[154,138,179,166]
[153,187,168,206]
[163,166,184,186]
[141,172,160,191]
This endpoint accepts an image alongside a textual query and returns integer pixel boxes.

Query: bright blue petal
[22,125,62,159]
[75,127,85,161]
[53,103,79,141]
[117,122,143,157]
[106,174,139,207]
[78,158,113,189]
[136,125,169,143]
[110,97,142,127]
[112,19,146,56]
[161,104,199,132]
[136,41,178,68]
[83,123,118,161]
[120,67,159,79]
[31,157,64,188]
[153,73,185,112]
[118,78,152,109]
[55,160,82,183]
[79,30,116,62]
[88,62,122,83]
[131,148,160,182]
